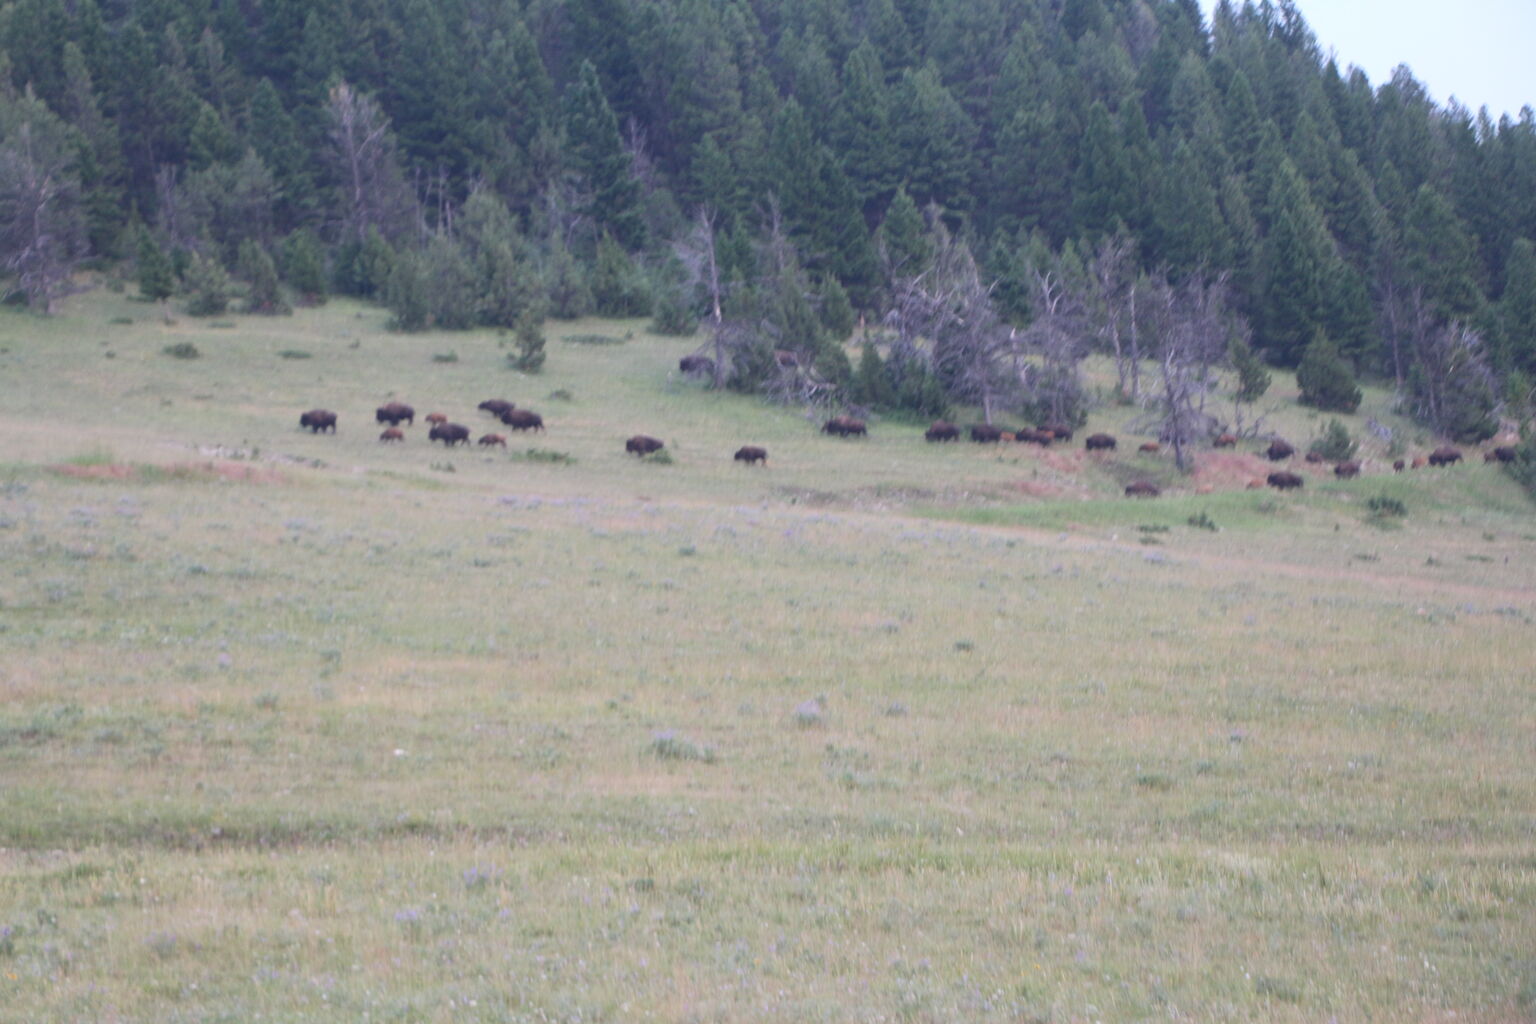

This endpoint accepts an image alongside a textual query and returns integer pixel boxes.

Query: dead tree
[1143,271,1240,471]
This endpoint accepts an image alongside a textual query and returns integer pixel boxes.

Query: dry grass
[0,291,1533,1021]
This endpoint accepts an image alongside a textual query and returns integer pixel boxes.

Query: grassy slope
[0,289,1533,1022]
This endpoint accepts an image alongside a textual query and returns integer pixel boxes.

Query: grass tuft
[649,730,716,763]
[161,341,200,359]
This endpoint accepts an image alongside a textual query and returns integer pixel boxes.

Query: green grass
[0,290,1532,1022]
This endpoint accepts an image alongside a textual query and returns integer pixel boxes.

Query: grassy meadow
[1,286,1534,1022]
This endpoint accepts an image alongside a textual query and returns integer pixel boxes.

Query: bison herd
[300,396,1516,494]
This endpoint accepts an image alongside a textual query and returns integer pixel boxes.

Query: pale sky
[1201,0,1536,121]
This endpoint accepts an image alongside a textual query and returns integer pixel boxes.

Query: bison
[1334,460,1361,478]
[1246,479,1266,490]
[1017,428,1053,446]
[1266,439,1295,461]
[822,416,867,437]
[1427,445,1462,467]
[477,399,515,418]
[379,427,404,443]
[300,409,337,433]
[970,424,1004,443]
[1267,470,1304,490]
[1304,450,1325,464]
[1213,433,1238,448]
[1042,423,1073,442]
[1084,433,1117,451]
[376,402,414,426]
[679,355,715,376]
[1411,457,1427,469]
[1393,459,1405,472]
[733,445,768,465]
[626,435,665,457]
[501,408,544,432]
[478,433,507,448]
[428,422,471,446]
[1124,480,1161,498]
[1485,445,1517,464]
[1138,441,1160,454]
[424,412,448,428]
[925,421,960,443]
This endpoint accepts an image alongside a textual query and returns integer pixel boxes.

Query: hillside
[2,297,1533,1021]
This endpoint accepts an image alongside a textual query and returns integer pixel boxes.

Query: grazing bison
[1411,456,1427,469]
[822,416,867,437]
[1138,441,1160,454]
[1246,479,1266,490]
[477,399,515,418]
[501,408,544,432]
[1334,460,1361,478]
[1213,433,1238,448]
[626,434,665,457]
[424,412,448,428]
[478,433,507,448]
[679,355,715,376]
[1427,445,1462,467]
[1124,480,1161,498]
[428,422,471,446]
[1043,423,1073,442]
[1267,470,1304,490]
[1393,459,1405,472]
[1017,428,1053,446]
[1485,445,1517,464]
[1084,433,1117,451]
[1265,439,1295,461]
[970,424,1004,443]
[376,402,414,426]
[300,409,337,433]
[1304,450,1325,464]
[925,421,960,442]
[379,427,404,443]
[734,445,768,465]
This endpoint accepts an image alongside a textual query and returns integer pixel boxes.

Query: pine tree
[853,341,895,408]
[238,239,288,315]
[563,60,644,250]
[1229,337,1271,402]
[1295,333,1361,413]
[136,226,176,303]
[184,253,231,317]
[512,308,546,372]
[591,233,652,317]
[878,186,930,279]
[1256,159,1338,366]
[1073,102,1133,241]
[281,230,327,304]
[819,277,856,339]
[1401,184,1485,322]
[1500,238,1536,374]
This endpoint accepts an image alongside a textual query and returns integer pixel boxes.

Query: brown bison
[1266,439,1295,461]
[1213,433,1238,448]
[300,409,337,433]
[424,412,448,428]
[1334,460,1361,478]
[1393,459,1405,472]
[1017,428,1053,446]
[626,435,665,456]
[375,402,414,426]
[822,416,867,437]
[1085,433,1117,451]
[428,423,471,446]
[1411,457,1427,469]
[1246,479,1266,490]
[970,424,1004,443]
[1043,423,1073,442]
[1485,445,1517,464]
[501,408,544,432]
[1138,441,1160,454]
[679,355,715,376]
[733,445,768,465]
[478,433,507,448]
[925,421,960,442]
[1427,446,1462,467]
[1267,471,1304,490]
[1304,450,1325,464]
[1124,480,1161,498]
[477,399,515,418]
[379,427,404,443]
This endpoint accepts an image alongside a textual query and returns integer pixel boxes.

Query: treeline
[3,0,1536,441]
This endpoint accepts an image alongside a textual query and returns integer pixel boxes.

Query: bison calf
[1213,433,1238,448]
[300,409,337,433]
[478,433,507,448]
[1138,441,1160,454]
[1334,460,1361,478]
[379,427,404,443]
[734,445,768,465]
[626,435,665,457]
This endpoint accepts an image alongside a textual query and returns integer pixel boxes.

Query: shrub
[183,254,230,317]
[1366,495,1407,518]
[1230,337,1271,402]
[161,342,200,360]
[649,731,715,763]
[1308,418,1357,461]
[511,309,546,372]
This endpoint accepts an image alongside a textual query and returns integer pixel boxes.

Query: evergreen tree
[563,60,644,250]
[1500,238,1536,374]
[136,226,175,303]
[385,250,430,331]
[1295,333,1361,413]
[1401,184,1485,322]
[183,253,231,317]
[1229,336,1271,402]
[545,235,591,319]
[878,186,930,279]
[819,277,856,339]
[1256,159,1338,366]
[238,239,288,315]
[1072,102,1133,241]
[1308,418,1356,461]
[591,233,652,317]
[853,341,895,409]
[512,307,547,372]
[281,230,327,304]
